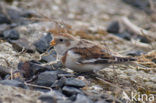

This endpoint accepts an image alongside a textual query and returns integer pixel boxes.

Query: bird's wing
[70,45,135,64]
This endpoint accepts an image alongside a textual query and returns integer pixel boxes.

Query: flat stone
[41,50,57,62]
[0,65,10,78]
[0,24,9,33]
[152,58,156,63]
[0,13,11,24]
[51,77,66,89]
[107,21,120,34]
[62,86,83,96]
[115,32,131,41]
[74,94,93,103]
[11,38,35,53]
[34,32,52,53]
[38,95,57,103]
[36,71,58,87]
[65,78,86,88]
[0,80,27,89]
[3,29,20,40]
[122,0,151,14]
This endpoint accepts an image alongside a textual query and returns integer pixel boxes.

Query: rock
[0,13,11,24]
[51,77,66,89]
[0,24,9,33]
[0,65,10,78]
[122,0,152,14]
[126,50,145,56]
[20,10,39,18]
[52,61,64,69]
[152,58,156,63]
[115,32,131,40]
[62,86,83,96]
[3,29,20,40]
[49,90,67,100]
[64,78,86,88]
[57,100,72,103]
[107,21,120,34]
[101,94,122,103]
[74,94,93,103]
[0,80,27,89]
[18,60,53,79]
[36,71,58,87]
[34,33,52,53]
[96,100,108,103]
[38,95,57,103]
[11,38,35,53]
[41,50,57,62]
[139,36,151,43]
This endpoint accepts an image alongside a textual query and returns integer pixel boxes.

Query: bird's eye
[59,39,63,42]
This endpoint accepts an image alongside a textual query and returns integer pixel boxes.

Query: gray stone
[62,86,83,96]
[0,14,11,24]
[34,32,52,53]
[74,94,93,103]
[65,78,86,88]
[38,95,57,103]
[107,21,120,34]
[11,38,35,53]
[36,71,58,87]
[41,50,57,62]
[3,29,20,40]
[0,80,27,89]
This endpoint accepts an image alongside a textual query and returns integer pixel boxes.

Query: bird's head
[50,33,78,55]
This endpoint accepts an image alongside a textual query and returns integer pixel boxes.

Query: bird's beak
[50,40,56,46]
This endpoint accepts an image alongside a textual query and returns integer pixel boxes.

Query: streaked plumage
[50,33,136,72]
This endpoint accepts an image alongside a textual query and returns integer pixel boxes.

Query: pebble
[51,77,66,89]
[20,10,39,18]
[0,13,11,24]
[107,21,120,34]
[3,29,20,40]
[0,80,27,89]
[95,100,108,103]
[34,32,52,53]
[0,65,10,78]
[38,95,57,103]
[0,24,9,33]
[74,94,93,103]
[57,100,72,103]
[11,38,35,53]
[139,36,151,43]
[36,71,58,87]
[122,0,152,14]
[62,86,83,96]
[41,50,57,62]
[115,32,131,40]
[52,61,64,69]
[152,58,156,63]
[64,78,86,88]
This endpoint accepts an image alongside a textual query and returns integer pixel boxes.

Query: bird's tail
[112,56,136,63]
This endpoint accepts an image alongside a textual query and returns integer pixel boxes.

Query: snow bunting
[50,33,136,72]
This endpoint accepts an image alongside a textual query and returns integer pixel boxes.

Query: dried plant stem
[24,82,53,91]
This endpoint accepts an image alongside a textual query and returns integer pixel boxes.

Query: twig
[120,17,156,40]
[24,82,53,91]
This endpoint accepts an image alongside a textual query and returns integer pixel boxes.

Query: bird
[50,33,136,72]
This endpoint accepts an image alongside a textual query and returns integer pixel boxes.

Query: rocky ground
[0,0,156,103]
